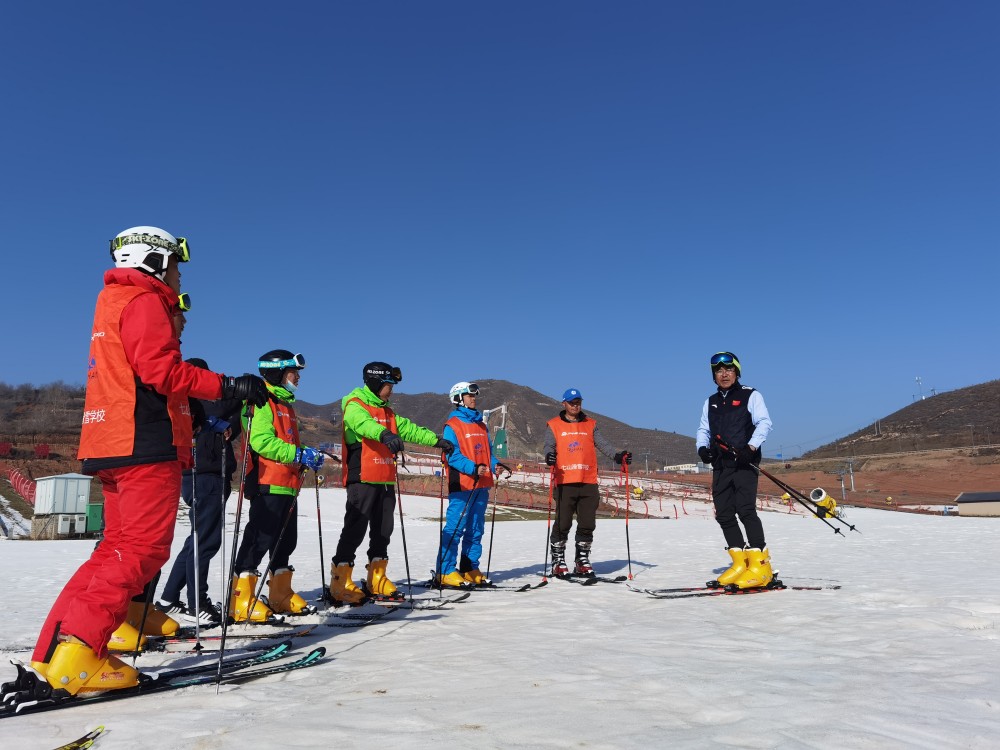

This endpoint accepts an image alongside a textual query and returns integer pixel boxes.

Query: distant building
[955,492,1000,517]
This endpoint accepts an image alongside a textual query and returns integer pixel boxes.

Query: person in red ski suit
[28,227,268,696]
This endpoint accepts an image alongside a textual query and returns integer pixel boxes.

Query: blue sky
[2,2,997,458]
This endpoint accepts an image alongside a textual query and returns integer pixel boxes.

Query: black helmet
[363,361,402,394]
[710,351,741,378]
[258,349,306,386]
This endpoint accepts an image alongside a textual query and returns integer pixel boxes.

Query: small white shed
[955,492,1000,517]
[34,473,93,515]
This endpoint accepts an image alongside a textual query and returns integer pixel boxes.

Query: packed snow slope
[1,487,998,749]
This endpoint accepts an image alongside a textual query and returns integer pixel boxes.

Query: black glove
[545,452,557,466]
[736,445,757,467]
[222,374,269,407]
[379,430,404,454]
[613,451,632,466]
[435,437,455,455]
[495,462,513,478]
[698,446,716,465]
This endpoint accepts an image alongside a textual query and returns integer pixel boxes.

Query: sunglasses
[259,353,306,370]
[711,353,736,367]
[110,233,190,262]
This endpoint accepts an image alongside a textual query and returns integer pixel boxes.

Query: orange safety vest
[255,397,303,492]
[78,285,192,460]
[446,416,494,492]
[547,416,599,485]
[342,398,398,485]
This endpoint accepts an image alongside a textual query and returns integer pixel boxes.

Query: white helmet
[110,226,189,281]
[449,381,480,405]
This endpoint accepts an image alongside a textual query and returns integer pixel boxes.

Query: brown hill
[804,379,1000,459]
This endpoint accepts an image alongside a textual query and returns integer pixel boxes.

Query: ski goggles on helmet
[177,293,192,312]
[259,353,306,370]
[381,366,402,384]
[458,383,480,397]
[710,352,738,368]
[110,233,190,262]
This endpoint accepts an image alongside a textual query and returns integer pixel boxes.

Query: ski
[142,624,318,652]
[554,574,599,586]
[1,643,324,719]
[642,584,841,600]
[569,573,627,584]
[326,592,471,626]
[53,725,106,749]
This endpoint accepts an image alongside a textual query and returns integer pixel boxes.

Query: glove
[474,463,488,477]
[222,374,269,407]
[495,461,513,478]
[736,445,757,467]
[205,415,231,434]
[698,446,716,465]
[295,446,324,471]
[379,430,404,454]
[435,437,455,455]
[613,451,632,466]
[545,452,557,467]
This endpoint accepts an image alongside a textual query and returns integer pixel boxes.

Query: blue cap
[562,388,583,402]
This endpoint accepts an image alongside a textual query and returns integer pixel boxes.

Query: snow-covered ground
[0,493,30,540]
[1,486,998,749]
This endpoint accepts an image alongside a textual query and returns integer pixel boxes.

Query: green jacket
[244,383,300,496]
[342,385,438,485]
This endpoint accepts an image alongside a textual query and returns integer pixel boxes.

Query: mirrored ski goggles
[379,366,403,384]
[710,352,737,368]
[110,233,190,262]
[177,293,192,312]
[259,353,306,370]
[457,383,481,397]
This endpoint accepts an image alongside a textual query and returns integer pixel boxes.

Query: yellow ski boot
[126,599,179,637]
[107,620,147,653]
[708,547,748,589]
[436,570,469,589]
[463,569,487,585]
[329,562,366,606]
[365,558,402,600]
[729,547,774,590]
[267,566,315,615]
[45,637,140,695]
[230,572,276,623]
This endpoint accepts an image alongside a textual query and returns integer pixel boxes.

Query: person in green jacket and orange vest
[230,350,325,622]
[329,362,454,604]
[544,388,631,578]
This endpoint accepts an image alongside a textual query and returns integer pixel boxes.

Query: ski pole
[314,470,328,605]
[392,456,414,605]
[191,441,202,646]
[543,465,555,580]
[713,436,857,535]
[485,463,512,581]
[435,450,447,592]
[129,575,158,667]
[622,457,633,580]
[216,403,254,687]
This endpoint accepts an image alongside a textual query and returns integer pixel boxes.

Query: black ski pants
[333,482,395,566]
[162,472,228,608]
[711,466,766,549]
[234,491,298,574]
[549,482,600,547]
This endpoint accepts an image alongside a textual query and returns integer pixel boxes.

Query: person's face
[379,383,393,400]
[563,398,583,416]
[164,256,181,295]
[714,365,738,389]
[172,311,186,339]
[284,369,301,389]
[461,392,477,408]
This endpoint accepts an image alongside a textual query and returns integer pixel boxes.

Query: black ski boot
[574,542,595,577]
[550,542,569,577]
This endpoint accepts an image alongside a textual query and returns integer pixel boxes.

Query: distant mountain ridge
[803,379,1000,458]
